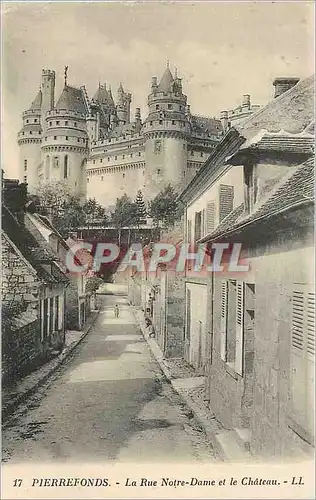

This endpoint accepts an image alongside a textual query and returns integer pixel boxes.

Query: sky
[2,1,314,177]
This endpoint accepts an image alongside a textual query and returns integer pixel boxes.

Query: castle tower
[41,69,55,132]
[143,63,189,199]
[17,89,43,193]
[41,71,89,201]
[117,83,132,125]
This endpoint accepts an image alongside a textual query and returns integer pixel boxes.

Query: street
[2,294,215,464]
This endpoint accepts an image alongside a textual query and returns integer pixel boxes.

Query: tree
[149,184,181,227]
[134,190,147,226]
[83,198,107,226]
[111,194,138,245]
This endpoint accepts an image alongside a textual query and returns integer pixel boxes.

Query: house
[2,180,69,384]
[24,211,93,330]
[179,74,314,458]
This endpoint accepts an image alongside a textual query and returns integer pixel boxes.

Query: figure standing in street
[114,304,120,318]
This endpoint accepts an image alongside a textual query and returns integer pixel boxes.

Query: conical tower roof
[55,85,87,114]
[30,89,42,110]
[158,64,174,92]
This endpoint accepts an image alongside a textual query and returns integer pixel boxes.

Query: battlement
[91,132,143,148]
[46,109,87,119]
[148,91,187,105]
[23,109,41,117]
[42,69,55,77]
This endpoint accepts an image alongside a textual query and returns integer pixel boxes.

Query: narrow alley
[2,293,216,464]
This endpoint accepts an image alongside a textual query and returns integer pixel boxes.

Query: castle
[17,64,259,207]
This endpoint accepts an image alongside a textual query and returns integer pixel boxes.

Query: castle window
[65,136,69,140]
[115,156,117,160]
[29,131,32,135]
[50,122,52,126]
[122,173,125,178]
[93,160,96,164]
[26,119,29,123]
[200,152,203,157]
[64,155,68,178]
[157,168,161,175]
[74,122,77,127]
[191,150,194,156]
[130,154,133,158]
[65,121,68,126]
[38,131,41,134]
[156,104,160,110]
[53,156,59,168]
[108,157,110,161]
[54,136,57,140]
[87,178,89,183]
[122,155,125,159]
[34,118,38,123]
[101,176,104,181]
[56,121,60,125]
[138,152,141,156]
[24,159,27,171]
[159,120,163,125]
[172,120,175,125]
[100,158,103,163]
[168,104,172,109]
[24,175,27,183]
[150,121,153,126]
[77,138,80,142]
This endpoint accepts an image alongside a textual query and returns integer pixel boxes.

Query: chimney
[242,94,251,107]
[151,77,158,90]
[273,77,300,98]
[220,110,229,133]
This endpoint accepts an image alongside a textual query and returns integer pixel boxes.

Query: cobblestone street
[2,294,216,464]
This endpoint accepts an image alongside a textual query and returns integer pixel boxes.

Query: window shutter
[58,295,63,330]
[235,281,244,376]
[186,288,191,340]
[206,201,215,234]
[291,288,315,440]
[220,280,228,361]
[219,184,234,222]
[187,219,192,245]
[201,209,206,237]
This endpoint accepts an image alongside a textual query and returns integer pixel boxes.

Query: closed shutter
[58,295,63,330]
[187,219,192,245]
[219,184,234,222]
[235,281,244,376]
[291,288,315,440]
[206,201,216,234]
[201,209,206,237]
[186,288,191,340]
[220,280,228,361]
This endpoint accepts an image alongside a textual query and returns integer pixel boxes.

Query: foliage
[31,183,107,236]
[110,194,139,228]
[149,184,181,227]
[85,276,103,294]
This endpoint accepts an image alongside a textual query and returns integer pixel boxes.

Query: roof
[55,85,87,114]
[30,89,42,110]
[158,65,174,92]
[236,74,315,139]
[191,115,223,136]
[199,157,314,243]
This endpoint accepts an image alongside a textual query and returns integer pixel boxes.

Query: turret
[134,107,142,133]
[117,83,131,125]
[143,63,189,199]
[41,69,55,132]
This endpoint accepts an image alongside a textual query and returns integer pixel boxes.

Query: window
[93,160,96,164]
[34,118,38,123]
[24,175,27,183]
[138,152,141,156]
[130,154,133,158]
[123,173,125,178]
[122,155,125,159]
[289,286,315,443]
[74,122,77,127]
[157,168,161,175]
[100,158,103,163]
[244,161,257,213]
[168,104,172,109]
[65,136,69,140]
[172,120,175,125]
[26,119,29,123]
[53,156,59,168]
[101,176,104,181]
[194,211,202,241]
[49,122,52,126]
[156,104,160,110]
[191,151,194,156]
[64,155,68,178]
[187,219,192,244]
[24,159,27,171]
[220,280,245,376]
[77,138,80,142]
[115,156,117,160]
[219,184,234,222]
[150,121,153,126]
[65,121,68,126]
[56,121,60,125]
[159,120,163,125]
[29,131,32,135]
[54,136,57,140]
[206,201,216,234]
[200,152,203,157]
[55,296,59,332]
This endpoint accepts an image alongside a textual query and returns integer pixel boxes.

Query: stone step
[212,429,251,462]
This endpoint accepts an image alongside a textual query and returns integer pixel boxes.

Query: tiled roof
[55,86,87,114]
[191,115,223,136]
[236,75,315,139]
[30,89,42,111]
[200,158,314,242]
[158,66,174,92]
